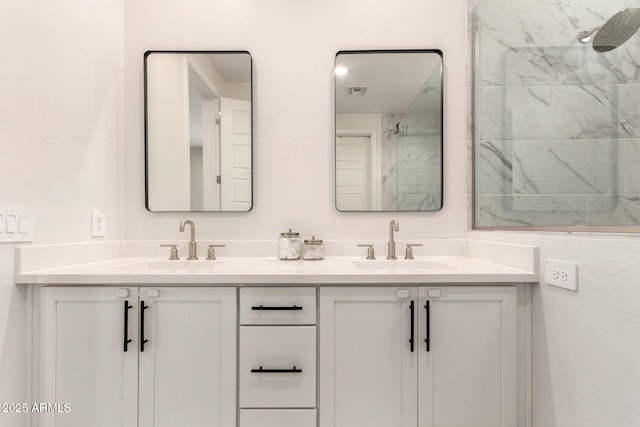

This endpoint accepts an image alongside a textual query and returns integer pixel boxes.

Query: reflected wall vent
[347,86,367,95]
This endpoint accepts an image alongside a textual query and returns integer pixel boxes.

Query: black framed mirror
[335,50,443,212]
[145,51,253,212]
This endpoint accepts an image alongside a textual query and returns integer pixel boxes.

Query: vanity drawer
[239,326,316,408]
[240,287,316,325]
[240,409,316,427]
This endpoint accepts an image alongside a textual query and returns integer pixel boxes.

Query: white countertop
[15,255,538,285]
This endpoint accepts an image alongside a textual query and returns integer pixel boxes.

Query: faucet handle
[207,244,226,260]
[404,244,423,260]
[357,244,376,260]
[160,244,179,260]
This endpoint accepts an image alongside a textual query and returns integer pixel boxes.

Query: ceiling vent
[347,86,367,96]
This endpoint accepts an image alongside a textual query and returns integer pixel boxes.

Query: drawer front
[240,409,316,427]
[240,326,316,408]
[240,287,316,325]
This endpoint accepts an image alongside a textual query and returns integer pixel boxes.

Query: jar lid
[281,229,300,237]
[304,236,323,245]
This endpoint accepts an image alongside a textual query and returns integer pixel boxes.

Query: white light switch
[0,206,35,242]
[19,216,30,233]
[6,215,17,233]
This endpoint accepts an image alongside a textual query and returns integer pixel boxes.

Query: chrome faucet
[179,220,198,260]
[387,219,399,260]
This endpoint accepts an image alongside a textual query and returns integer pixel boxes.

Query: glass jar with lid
[302,236,325,260]
[278,229,302,260]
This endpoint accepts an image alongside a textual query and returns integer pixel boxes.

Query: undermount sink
[352,259,456,271]
[110,260,224,272]
[107,258,286,274]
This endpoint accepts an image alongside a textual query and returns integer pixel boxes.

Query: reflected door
[220,98,252,211]
[336,135,372,210]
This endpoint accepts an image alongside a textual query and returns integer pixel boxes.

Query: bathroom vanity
[17,240,537,427]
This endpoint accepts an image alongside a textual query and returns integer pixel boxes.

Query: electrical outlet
[92,209,106,237]
[545,259,578,291]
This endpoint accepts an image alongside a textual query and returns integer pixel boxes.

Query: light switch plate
[0,205,35,242]
[91,209,106,237]
[545,259,578,291]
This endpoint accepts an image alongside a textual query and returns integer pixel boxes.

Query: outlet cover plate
[91,209,106,237]
[545,259,578,291]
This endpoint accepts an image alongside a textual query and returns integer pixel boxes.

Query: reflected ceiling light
[335,66,348,76]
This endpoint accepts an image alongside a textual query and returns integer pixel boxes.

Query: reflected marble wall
[474,0,640,227]
[382,114,400,210]
[397,136,442,210]
[382,114,442,211]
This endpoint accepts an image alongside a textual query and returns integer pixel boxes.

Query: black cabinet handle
[140,301,149,352]
[251,305,303,311]
[425,300,430,352]
[409,300,415,353]
[251,366,302,373]
[123,301,132,352]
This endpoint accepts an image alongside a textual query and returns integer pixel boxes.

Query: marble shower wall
[381,119,442,211]
[474,0,640,227]
[397,135,442,210]
[382,114,400,210]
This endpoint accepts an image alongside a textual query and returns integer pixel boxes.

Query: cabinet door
[138,287,236,427]
[418,286,517,427]
[320,287,417,427]
[39,287,138,427]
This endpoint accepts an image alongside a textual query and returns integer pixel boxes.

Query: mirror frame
[334,49,444,213]
[143,50,254,212]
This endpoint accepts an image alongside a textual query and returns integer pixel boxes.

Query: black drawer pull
[251,305,303,311]
[123,301,132,352]
[425,300,430,352]
[251,366,302,373]
[140,301,149,352]
[409,300,415,352]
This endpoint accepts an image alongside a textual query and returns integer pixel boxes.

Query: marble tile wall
[473,0,640,227]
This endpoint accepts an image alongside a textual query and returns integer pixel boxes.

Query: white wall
[466,231,640,427]
[0,1,124,424]
[124,0,468,241]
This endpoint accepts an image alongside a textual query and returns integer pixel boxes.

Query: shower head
[578,8,640,52]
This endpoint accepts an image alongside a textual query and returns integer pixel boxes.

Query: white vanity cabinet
[239,287,317,427]
[138,287,237,427]
[38,286,237,427]
[39,287,139,427]
[417,286,517,427]
[319,286,518,427]
[34,282,525,427]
